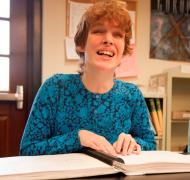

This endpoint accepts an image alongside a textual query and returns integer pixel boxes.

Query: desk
[72,173,190,180]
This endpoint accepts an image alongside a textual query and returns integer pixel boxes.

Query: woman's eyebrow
[91,23,104,28]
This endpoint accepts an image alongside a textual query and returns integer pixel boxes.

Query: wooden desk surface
[72,172,190,180]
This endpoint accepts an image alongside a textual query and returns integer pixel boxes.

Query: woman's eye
[113,32,124,38]
[91,29,104,34]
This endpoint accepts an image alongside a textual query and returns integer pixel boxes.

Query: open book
[0,151,190,179]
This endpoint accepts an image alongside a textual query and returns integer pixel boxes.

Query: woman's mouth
[97,50,115,57]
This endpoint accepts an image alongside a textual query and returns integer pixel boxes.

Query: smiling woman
[20,0,156,157]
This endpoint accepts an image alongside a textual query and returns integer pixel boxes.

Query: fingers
[78,130,117,156]
[94,138,117,156]
[114,133,126,153]
[133,144,141,154]
[79,130,141,156]
[113,133,141,155]
[125,138,141,155]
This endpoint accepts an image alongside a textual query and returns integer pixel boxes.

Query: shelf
[155,136,162,140]
[140,88,165,98]
[172,119,190,123]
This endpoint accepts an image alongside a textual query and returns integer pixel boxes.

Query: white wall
[42,0,80,81]
[42,0,189,85]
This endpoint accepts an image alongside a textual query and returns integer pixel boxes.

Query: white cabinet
[167,73,190,151]
[150,69,190,151]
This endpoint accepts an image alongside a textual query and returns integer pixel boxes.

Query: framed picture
[150,0,190,62]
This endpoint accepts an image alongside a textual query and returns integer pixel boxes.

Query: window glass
[0,20,10,55]
[0,1,10,92]
[0,0,10,18]
[0,57,9,91]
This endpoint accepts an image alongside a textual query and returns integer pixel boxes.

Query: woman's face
[80,21,125,73]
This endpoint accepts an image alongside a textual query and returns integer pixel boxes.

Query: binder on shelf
[188,120,190,153]
[155,98,163,130]
[147,109,156,135]
[148,98,162,136]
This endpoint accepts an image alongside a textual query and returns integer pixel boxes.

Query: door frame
[0,0,42,156]
[26,0,42,112]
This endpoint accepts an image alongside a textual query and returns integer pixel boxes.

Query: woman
[20,0,156,156]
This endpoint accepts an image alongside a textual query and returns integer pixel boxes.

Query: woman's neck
[81,71,114,94]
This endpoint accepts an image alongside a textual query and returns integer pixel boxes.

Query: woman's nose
[102,33,113,45]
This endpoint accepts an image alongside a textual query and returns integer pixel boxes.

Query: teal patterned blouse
[20,74,156,155]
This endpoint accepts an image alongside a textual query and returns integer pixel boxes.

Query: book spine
[188,120,190,153]
[155,98,163,130]
[82,148,124,166]
[147,109,157,135]
[149,98,162,136]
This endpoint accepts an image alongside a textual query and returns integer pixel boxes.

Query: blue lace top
[20,74,156,155]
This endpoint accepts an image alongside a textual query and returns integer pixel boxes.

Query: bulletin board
[65,0,138,78]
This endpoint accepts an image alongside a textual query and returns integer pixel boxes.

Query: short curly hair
[74,0,132,74]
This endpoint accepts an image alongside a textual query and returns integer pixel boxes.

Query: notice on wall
[68,1,92,37]
[115,44,138,78]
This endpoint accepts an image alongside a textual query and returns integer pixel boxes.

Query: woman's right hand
[78,130,117,156]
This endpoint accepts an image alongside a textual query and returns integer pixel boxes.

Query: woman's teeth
[97,50,114,57]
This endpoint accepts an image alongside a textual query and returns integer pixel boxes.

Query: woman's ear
[76,46,85,53]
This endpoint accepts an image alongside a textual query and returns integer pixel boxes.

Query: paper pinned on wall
[68,1,92,37]
[65,37,79,60]
[115,10,137,78]
[128,10,136,44]
[115,44,138,78]
[65,1,92,60]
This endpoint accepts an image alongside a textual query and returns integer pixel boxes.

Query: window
[0,0,10,91]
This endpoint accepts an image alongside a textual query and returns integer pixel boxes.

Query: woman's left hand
[113,133,141,155]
